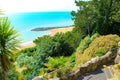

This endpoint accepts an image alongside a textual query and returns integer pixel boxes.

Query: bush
[39,68,47,76]
[7,67,19,80]
[76,34,120,65]
[76,33,99,65]
[45,56,68,71]
[16,54,34,68]
[95,48,107,57]
[13,46,36,61]
[84,34,120,57]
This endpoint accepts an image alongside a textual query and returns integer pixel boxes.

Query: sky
[0,0,78,13]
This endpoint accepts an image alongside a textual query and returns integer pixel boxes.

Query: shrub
[76,35,91,52]
[7,67,19,80]
[95,48,107,57]
[16,54,34,68]
[39,68,47,76]
[76,33,99,65]
[45,56,68,71]
[83,34,120,57]
[13,46,36,61]
[76,34,120,65]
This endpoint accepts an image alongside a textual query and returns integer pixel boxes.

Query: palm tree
[0,17,20,80]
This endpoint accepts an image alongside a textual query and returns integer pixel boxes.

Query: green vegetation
[0,17,20,80]
[0,0,120,80]
[84,35,120,56]
[75,33,99,65]
[76,34,120,65]
[72,0,120,36]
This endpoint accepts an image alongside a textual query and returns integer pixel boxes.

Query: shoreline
[17,41,36,50]
[19,26,74,50]
[47,26,73,36]
[31,25,73,31]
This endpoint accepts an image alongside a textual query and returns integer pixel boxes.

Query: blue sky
[0,0,78,13]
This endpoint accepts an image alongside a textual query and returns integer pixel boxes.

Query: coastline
[31,25,73,31]
[19,26,74,50]
[47,26,73,36]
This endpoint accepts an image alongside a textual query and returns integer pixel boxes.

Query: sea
[6,12,74,42]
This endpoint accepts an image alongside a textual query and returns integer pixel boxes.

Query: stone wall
[33,51,116,80]
[59,51,116,80]
[33,42,120,80]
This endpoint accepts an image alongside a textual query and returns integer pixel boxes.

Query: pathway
[77,62,117,80]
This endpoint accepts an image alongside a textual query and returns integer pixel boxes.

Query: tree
[0,17,20,80]
[72,0,120,36]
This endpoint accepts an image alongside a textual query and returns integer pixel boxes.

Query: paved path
[77,62,116,80]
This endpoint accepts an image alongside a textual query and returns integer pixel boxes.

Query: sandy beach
[47,26,74,36]
[20,26,74,50]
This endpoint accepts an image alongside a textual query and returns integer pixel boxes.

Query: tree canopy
[72,0,120,36]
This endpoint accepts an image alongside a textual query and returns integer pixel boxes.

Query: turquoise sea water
[6,12,73,42]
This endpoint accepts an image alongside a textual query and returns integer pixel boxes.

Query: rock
[114,42,120,64]
[32,76,44,80]
[74,69,81,79]
[49,77,60,80]
[114,55,120,64]
[118,42,120,47]
[91,56,99,63]
[105,51,112,57]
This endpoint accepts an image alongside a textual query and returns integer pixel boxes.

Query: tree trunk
[0,55,7,80]
[3,71,7,80]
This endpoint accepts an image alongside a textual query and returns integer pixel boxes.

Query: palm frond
[0,17,21,79]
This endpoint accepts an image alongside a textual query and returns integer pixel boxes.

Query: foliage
[72,0,120,36]
[34,35,51,44]
[52,67,72,78]
[69,53,75,63]
[0,17,21,80]
[39,68,47,76]
[45,56,68,71]
[76,52,92,64]
[14,46,36,61]
[63,31,82,50]
[6,67,19,80]
[44,56,75,78]
[83,34,120,57]
[95,48,107,57]
[28,29,81,79]
[16,54,34,68]
[20,47,36,56]
[76,35,91,52]
[76,34,120,65]
[0,66,3,80]
[76,33,99,65]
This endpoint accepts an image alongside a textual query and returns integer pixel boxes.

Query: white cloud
[0,0,78,13]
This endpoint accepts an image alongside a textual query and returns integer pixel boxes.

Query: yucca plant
[0,17,21,80]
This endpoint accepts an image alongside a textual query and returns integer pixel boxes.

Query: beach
[20,26,74,50]
[47,26,73,36]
